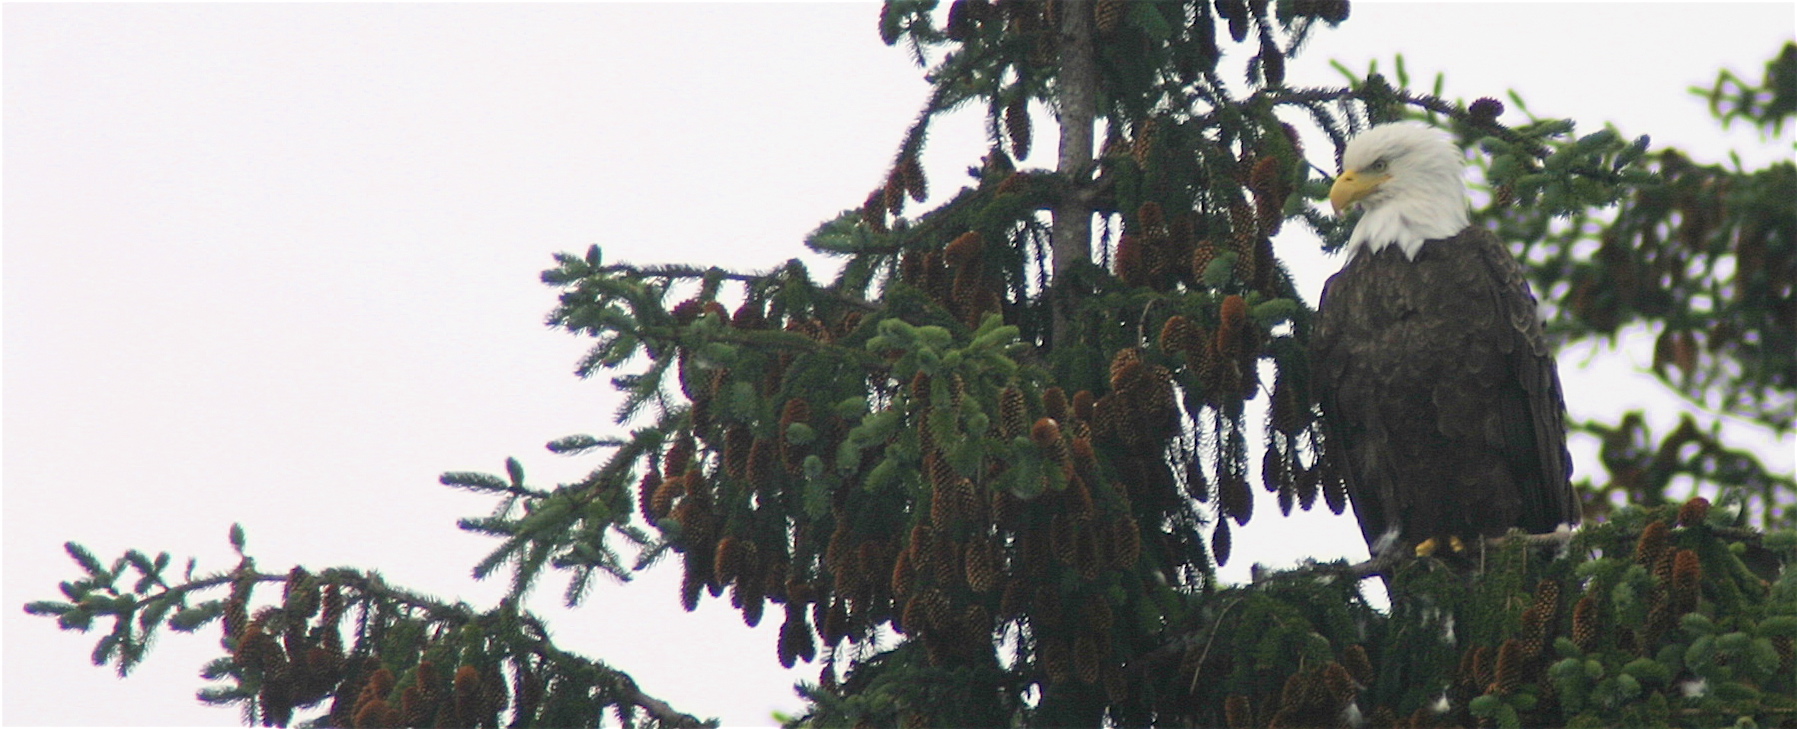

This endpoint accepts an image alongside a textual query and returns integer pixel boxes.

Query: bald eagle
[1311,122,1578,557]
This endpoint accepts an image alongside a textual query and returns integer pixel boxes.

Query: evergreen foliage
[25,3,1795,727]
[26,524,711,728]
[1135,498,1797,729]
[1483,55,1797,437]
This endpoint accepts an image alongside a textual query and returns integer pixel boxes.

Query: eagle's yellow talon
[1415,538,1440,557]
[1450,535,1467,553]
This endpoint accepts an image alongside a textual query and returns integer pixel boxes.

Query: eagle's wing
[1309,228,1577,554]
[1469,228,1578,532]
[1309,259,1392,550]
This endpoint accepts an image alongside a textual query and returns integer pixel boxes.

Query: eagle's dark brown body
[1310,227,1578,553]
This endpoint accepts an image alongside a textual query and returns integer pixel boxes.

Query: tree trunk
[1043,15,1108,727]
[1050,0,1098,347]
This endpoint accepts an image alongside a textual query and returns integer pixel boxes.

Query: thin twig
[1188,597,1244,694]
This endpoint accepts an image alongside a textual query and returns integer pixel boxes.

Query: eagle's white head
[1330,122,1470,259]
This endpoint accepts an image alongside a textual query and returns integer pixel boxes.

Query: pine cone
[1227,201,1258,283]
[998,578,1025,621]
[884,165,906,216]
[714,536,744,586]
[1773,635,1795,679]
[1106,345,1142,380]
[679,553,704,611]
[1211,519,1233,566]
[1216,0,1249,41]
[990,486,1018,530]
[1031,417,1064,454]
[1342,644,1374,685]
[964,537,1000,593]
[1671,549,1702,614]
[1294,461,1320,511]
[1040,635,1073,684]
[1131,117,1157,166]
[945,0,976,40]
[1270,368,1306,436]
[945,231,984,268]
[1218,294,1249,354]
[890,548,915,601]
[664,436,696,480]
[1051,514,1079,566]
[824,596,849,645]
[1493,640,1523,695]
[1158,315,1194,358]
[1116,233,1148,287]
[776,609,803,669]
[451,665,482,726]
[734,582,767,627]
[1635,520,1670,566]
[1005,95,1032,159]
[1532,579,1562,623]
[1677,496,1711,527]
[901,153,927,203]
[906,522,935,580]
[1224,695,1252,729]
[1572,593,1600,652]
[1074,524,1103,580]
[1468,97,1504,125]
[1258,35,1285,87]
[1219,472,1253,526]
[1042,387,1069,422]
[353,697,399,729]
[651,469,684,521]
[1262,444,1290,494]
[1322,662,1357,704]
[1094,0,1124,33]
[479,664,508,717]
[1110,515,1142,569]
[1073,632,1101,684]
[637,466,664,525]
[999,385,1027,439]
[862,188,888,233]
[1190,238,1219,283]
[921,588,953,636]
[933,535,962,589]
[1320,455,1348,515]
[1072,390,1096,423]
[963,602,992,642]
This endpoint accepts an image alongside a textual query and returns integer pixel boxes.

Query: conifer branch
[1247,85,1549,155]
[28,540,712,728]
[509,610,715,728]
[599,262,884,314]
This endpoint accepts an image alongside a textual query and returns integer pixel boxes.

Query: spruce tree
[27,4,1794,727]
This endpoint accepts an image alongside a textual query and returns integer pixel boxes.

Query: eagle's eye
[1367,159,1388,172]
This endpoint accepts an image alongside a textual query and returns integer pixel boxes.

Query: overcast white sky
[5,3,1793,727]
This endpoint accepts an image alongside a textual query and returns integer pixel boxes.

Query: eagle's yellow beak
[1329,168,1390,215]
